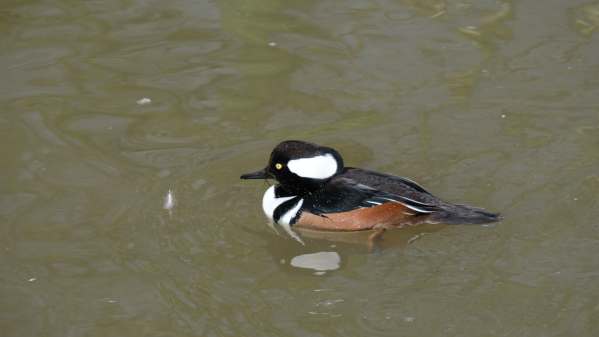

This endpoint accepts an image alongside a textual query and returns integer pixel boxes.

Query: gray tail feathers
[430,203,501,225]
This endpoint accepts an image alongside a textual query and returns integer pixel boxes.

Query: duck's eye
[275,163,283,170]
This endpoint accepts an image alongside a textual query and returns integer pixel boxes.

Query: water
[2,0,599,336]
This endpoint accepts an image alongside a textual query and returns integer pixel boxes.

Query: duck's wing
[302,175,441,216]
[341,167,441,203]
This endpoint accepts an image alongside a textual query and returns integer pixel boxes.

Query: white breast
[262,185,295,221]
[261,185,305,244]
[279,198,304,226]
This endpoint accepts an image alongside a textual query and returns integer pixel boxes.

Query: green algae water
[1,1,599,336]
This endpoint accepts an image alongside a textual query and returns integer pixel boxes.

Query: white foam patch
[163,189,175,210]
[287,154,338,179]
[262,185,295,220]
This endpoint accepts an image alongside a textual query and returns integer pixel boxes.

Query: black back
[300,168,444,216]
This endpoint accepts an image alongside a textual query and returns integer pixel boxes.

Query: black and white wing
[302,177,440,216]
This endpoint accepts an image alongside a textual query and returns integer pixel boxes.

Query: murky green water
[2,0,599,336]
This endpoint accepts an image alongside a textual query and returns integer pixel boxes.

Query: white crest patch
[287,154,338,179]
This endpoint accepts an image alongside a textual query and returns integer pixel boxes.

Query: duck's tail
[429,203,501,225]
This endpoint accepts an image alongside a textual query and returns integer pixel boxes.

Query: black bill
[240,168,271,180]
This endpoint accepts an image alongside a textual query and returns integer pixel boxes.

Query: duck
[241,140,500,244]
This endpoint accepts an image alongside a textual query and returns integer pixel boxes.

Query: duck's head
[240,140,344,193]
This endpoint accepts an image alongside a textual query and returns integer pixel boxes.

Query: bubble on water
[136,97,152,105]
[163,189,175,211]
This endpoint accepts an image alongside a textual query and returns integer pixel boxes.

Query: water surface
[2,0,599,336]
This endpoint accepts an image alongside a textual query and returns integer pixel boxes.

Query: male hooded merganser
[241,140,500,244]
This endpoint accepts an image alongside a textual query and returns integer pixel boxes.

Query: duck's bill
[240,168,271,180]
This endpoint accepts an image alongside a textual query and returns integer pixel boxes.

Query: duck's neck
[261,185,304,225]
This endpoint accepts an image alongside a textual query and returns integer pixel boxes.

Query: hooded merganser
[241,140,500,243]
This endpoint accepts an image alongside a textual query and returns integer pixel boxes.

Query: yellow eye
[275,163,283,170]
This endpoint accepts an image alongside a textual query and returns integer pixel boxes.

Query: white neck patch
[287,153,338,179]
[262,185,294,220]
[261,185,305,244]
[278,198,304,244]
[279,198,304,226]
